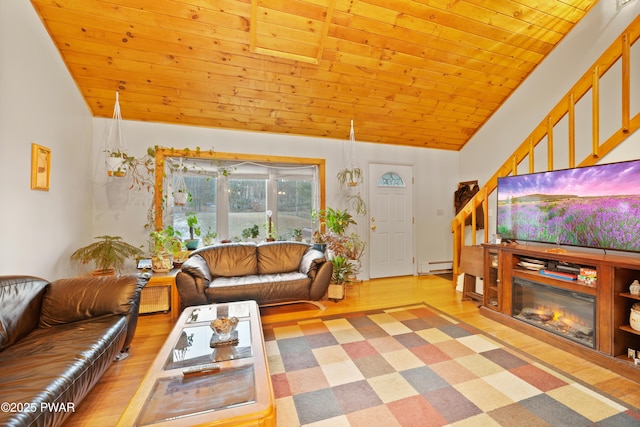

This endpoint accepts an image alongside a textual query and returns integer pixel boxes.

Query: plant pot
[106,157,127,177]
[185,239,200,250]
[328,283,345,300]
[313,243,326,253]
[151,253,172,272]
[173,191,188,206]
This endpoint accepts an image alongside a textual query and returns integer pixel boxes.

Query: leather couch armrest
[309,261,332,301]
[176,262,210,311]
[39,274,149,328]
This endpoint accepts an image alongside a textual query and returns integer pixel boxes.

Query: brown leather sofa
[176,241,332,310]
[0,274,148,427]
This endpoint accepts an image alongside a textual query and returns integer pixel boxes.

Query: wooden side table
[144,270,180,318]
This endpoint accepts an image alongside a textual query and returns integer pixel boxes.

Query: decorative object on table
[31,143,51,191]
[71,235,143,275]
[630,280,640,296]
[630,303,640,331]
[210,317,239,345]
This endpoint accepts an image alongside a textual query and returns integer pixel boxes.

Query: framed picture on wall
[31,143,51,191]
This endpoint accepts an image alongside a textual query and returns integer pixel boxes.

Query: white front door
[368,163,414,278]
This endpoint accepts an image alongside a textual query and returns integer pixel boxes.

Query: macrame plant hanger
[340,120,366,215]
[172,158,189,206]
[105,91,129,177]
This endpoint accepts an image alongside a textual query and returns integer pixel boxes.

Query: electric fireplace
[512,278,595,348]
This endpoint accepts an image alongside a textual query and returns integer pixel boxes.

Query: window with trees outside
[155,151,324,244]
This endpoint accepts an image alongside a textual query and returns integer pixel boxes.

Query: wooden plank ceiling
[31,0,597,150]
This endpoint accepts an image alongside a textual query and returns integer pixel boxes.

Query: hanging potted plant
[104,92,130,178]
[172,170,189,206]
[105,150,129,177]
[71,235,143,275]
[173,189,189,206]
[336,167,363,188]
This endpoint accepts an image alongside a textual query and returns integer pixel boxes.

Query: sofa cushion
[39,275,143,328]
[196,243,258,277]
[206,273,311,304]
[181,254,212,282]
[258,242,310,274]
[0,276,49,351]
[0,316,127,427]
[299,249,325,274]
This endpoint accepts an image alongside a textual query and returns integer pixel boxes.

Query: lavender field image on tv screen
[497,160,640,252]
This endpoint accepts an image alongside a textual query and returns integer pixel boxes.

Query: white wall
[459,1,640,239]
[0,1,93,279]
[92,119,460,279]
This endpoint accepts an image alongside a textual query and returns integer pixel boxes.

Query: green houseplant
[71,235,143,275]
[149,227,184,271]
[185,212,201,250]
[242,224,260,241]
[313,208,356,236]
[202,226,218,246]
[336,167,363,188]
[327,254,354,301]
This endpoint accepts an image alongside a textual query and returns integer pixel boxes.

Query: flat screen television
[496,159,640,253]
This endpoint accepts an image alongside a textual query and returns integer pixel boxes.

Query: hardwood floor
[63,275,640,426]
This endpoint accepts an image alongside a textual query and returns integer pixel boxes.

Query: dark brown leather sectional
[176,241,332,310]
[0,274,148,427]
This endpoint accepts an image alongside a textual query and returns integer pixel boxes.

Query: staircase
[452,14,640,275]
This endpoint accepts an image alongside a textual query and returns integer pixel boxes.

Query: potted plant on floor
[71,235,143,275]
[328,255,354,301]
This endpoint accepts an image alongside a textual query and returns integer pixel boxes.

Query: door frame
[367,161,416,279]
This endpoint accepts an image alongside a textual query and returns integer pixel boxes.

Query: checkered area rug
[262,303,640,426]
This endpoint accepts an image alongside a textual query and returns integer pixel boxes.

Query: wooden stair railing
[452,14,640,276]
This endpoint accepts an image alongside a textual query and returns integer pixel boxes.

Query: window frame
[153,149,326,235]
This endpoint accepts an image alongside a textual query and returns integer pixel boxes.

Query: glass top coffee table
[117,301,275,427]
